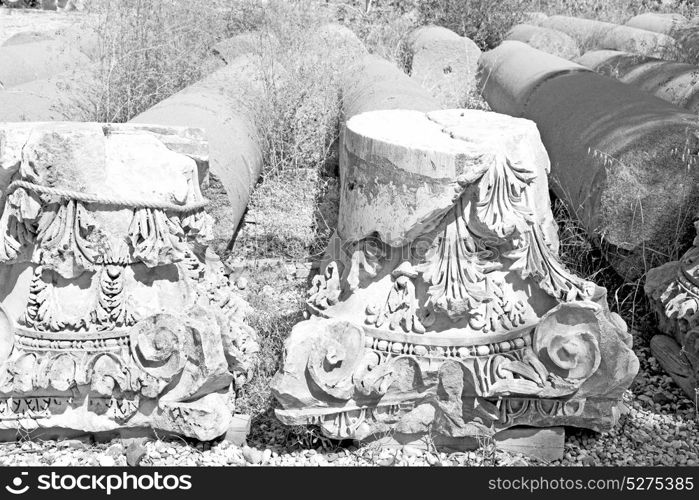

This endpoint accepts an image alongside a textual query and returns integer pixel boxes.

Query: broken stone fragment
[645,220,699,398]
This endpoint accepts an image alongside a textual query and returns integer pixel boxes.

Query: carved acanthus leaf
[179,250,205,282]
[0,188,41,262]
[128,208,188,267]
[504,224,594,302]
[21,266,89,332]
[91,264,136,330]
[345,239,383,291]
[366,262,425,333]
[418,197,502,325]
[34,200,98,275]
[476,154,536,239]
[470,152,594,302]
[475,278,527,332]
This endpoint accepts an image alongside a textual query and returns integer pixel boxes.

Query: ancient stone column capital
[0,122,258,440]
[272,109,638,443]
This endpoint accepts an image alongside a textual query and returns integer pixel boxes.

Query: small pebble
[126,442,147,467]
[242,446,263,465]
[402,445,423,458]
[106,443,125,458]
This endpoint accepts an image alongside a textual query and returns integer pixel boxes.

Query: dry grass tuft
[85,0,236,122]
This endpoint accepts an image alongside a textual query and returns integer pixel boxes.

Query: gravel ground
[0,437,512,467]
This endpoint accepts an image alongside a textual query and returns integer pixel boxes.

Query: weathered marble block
[271,109,638,444]
[645,221,699,398]
[0,122,258,441]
